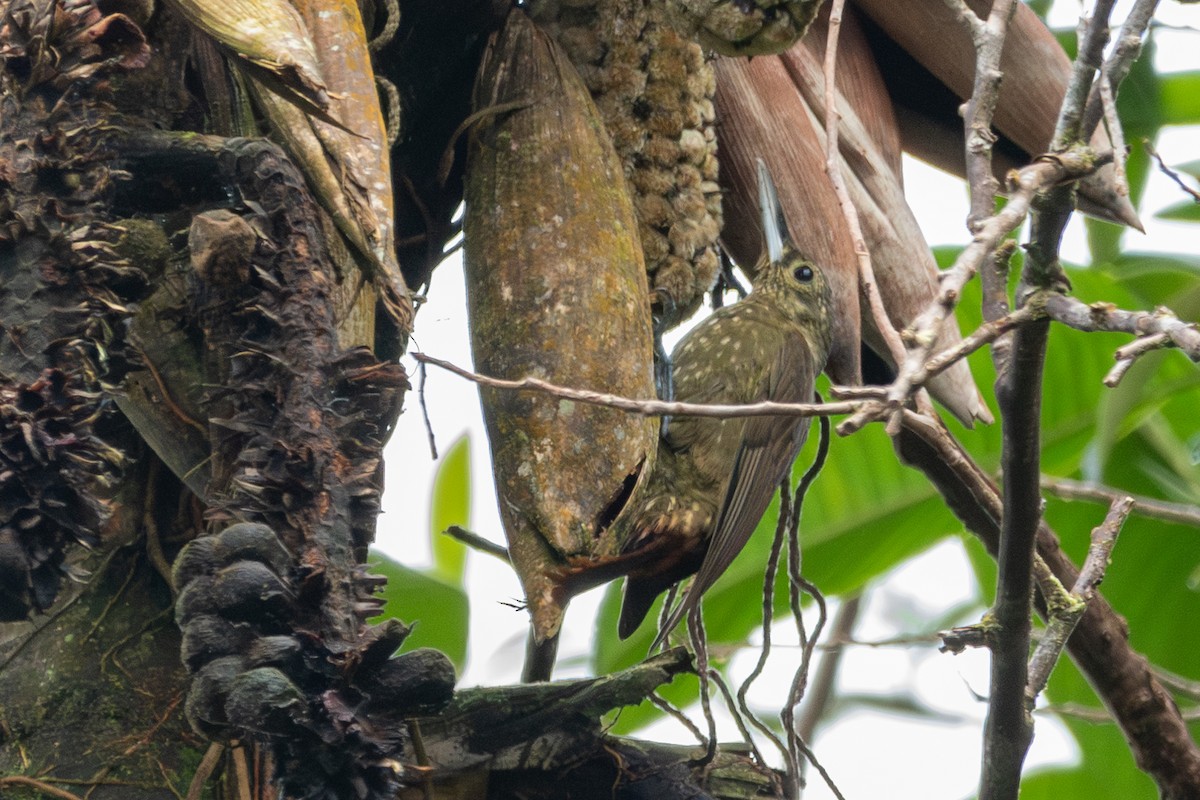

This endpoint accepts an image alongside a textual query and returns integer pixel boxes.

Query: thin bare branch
[1040,476,1200,527]
[735,478,794,772]
[648,692,707,746]
[1040,293,1200,385]
[417,359,439,459]
[414,352,858,420]
[923,304,1036,382]
[1146,139,1200,202]
[707,667,772,771]
[979,315,1047,800]
[1026,497,1132,699]
[941,0,987,38]
[1081,0,1162,139]
[687,606,718,765]
[1044,702,1200,723]
[960,0,1019,232]
[837,147,1108,435]
[975,0,1117,777]
[948,0,1019,388]
[443,526,510,562]
[1053,0,1118,149]
[1151,665,1200,702]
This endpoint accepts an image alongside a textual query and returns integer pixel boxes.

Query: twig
[836,146,1108,436]
[1053,0,1118,149]
[1151,665,1200,701]
[417,359,439,459]
[945,0,1018,391]
[1105,332,1171,386]
[1041,293,1200,385]
[0,776,86,800]
[1040,702,1114,723]
[822,632,942,649]
[975,0,1108,779]
[735,478,794,772]
[784,575,829,794]
[784,414,831,795]
[686,607,718,765]
[980,1,1160,784]
[707,667,771,771]
[443,525,510,562]
[954,0,1019,232]
[847,0,1156,438]
[1145,139,1200,202]
[922,304,1035,383]
[648,691,707,746]
[1040,476,1200,528]
[1081,0,1162,141]
[1026,497,1132,699]
[1039,700,1200,725]
[792,726,845,800]
[414,352,857,420]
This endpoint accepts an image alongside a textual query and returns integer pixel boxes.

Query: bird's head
[752,159,833,347]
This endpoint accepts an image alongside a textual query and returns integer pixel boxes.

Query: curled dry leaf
[164,0,330,112]
[853,0,1142,229]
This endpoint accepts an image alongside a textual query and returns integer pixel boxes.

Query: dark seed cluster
[528,0,722,326]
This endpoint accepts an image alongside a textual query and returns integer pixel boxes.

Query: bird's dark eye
[793,265,814,283]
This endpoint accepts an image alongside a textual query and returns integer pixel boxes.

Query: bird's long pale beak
[756,157,786,265]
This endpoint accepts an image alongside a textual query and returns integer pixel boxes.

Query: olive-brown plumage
[617,161,833,644]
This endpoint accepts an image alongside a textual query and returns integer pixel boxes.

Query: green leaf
[1022,758,1156,800]
[1175,159,1200,182]
[369,548,470,671]
[1106,252,1200,306]
[430,434,471,585]
[1154,199,1200,222]
[1159,71,1200,127]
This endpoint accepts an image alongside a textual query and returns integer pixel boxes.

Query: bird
[615,158,834,646]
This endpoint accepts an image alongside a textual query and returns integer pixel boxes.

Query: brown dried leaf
[853,0,1142,229]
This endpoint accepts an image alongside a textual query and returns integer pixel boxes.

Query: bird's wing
[652,330,818,648]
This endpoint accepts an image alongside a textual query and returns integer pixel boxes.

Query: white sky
[376,4,1200,797]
